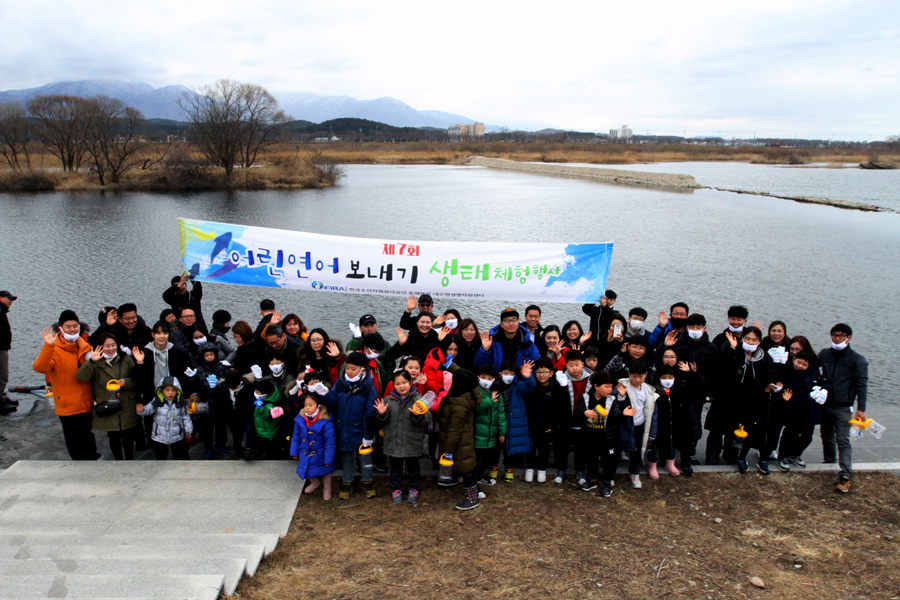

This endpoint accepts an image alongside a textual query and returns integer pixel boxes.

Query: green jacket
[75,354,140,433]
[474,387,507,449]
[253,388,284,439]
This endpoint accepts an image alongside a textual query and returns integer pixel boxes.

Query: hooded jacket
[290,405,336,479]
[138,376,193,445]
[377,389,431,458]
[503,374,536,455]
[438,369,479,473]
[33,333,93,416]
[322,371,378,452]
[474,323,540,370]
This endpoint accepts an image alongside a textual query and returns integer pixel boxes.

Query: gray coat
[138,381,194,445]
[377,390,431,458]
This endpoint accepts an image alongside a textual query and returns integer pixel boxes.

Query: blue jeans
[821,405,854,479]
[340,449,373,484]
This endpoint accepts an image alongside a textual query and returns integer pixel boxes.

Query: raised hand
[678,361,691,372]
[480,330,493,351]
[270,310,282,325]
[600,296,608,307]
[783,389,793,401]
[90,346,104,362]
[395,327,408,346]
[105,309,117,326]
[658,311,669,328]
[753,320,763,331]
[664,330,678,347]
[616,382,627,397]
[250,364,263,379]
[406,295,417,312]
[490,391,499,403]
[623,406,636,417]
[580,331,592,344]
[374,398,388,415]
[725,331,738,349]
[325,341,340,357]
[131,346,144,364]
[520,360,534,378]
[40,327,56,345]
[437,326,451,341]
[184,367,197,378]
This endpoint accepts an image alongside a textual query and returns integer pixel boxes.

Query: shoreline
[466,155,888,213]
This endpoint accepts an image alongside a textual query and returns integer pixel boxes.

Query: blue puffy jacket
[322,372,377,452]
[290,408,336,479]
[474,324,540,370]
[505,374,536,455]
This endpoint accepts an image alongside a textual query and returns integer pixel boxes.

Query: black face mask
[670,317,687,330]
[218,325,231,334]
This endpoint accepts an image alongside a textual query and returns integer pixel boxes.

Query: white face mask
[270,363,284,375]
[193,336,207,345]
[62,332,80,343]
[501,374,515,385]
[345,371,362,383]
[445,318,458,330]
[771,384,783,393]
[728,324,744,333]
[478,378,493,389]
[253,392,265,401]
[630,319,644,331]
[102,352,117,360]
[365,349,379,360]
[687,328,704,340]
[831,340,848,351]
[742,341,759,353]
[660,378,675,389]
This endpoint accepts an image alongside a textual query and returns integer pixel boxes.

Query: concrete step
[3,544,266,576]
[0,558,247,596]
[0,574,224,599]
[0,533,281,555]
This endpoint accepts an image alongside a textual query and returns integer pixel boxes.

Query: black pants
[582,428,606,480]
[151,439,189,460]
[389,456,421,492]
[475,445,502,481]
[527,429,551,470]
[107,425,140,460]
[58,412,99,460]
[227,413,246,458]
[779,422,815,459]
[193,414,213,451]
[553,428,585,473]
[706,430,738,463]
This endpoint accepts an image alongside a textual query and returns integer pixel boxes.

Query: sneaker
[757,461,770,475]
[363,483,377,499]
[737,460,749,474]
[630,474,642,489]
[477,477,496,487]
[524,469,534,483]
[835,476,851,493]
[338,483,353,500]
[477,490,486,499]
[600,482,614,497]
[777,458,791,472]
[553,471,564,484]
[681,464,694,477]
[407,489,419,504]
[489,467,499,479]
[214,445,230,457]
[504,469,514,482]
[537,470,547,483]
[580,479,598,492]
[790,456,806,468]
[576,471,587,486]
[392,490,402,505]
[203,450,214,460]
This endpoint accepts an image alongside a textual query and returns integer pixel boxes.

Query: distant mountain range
[0,79,493,129]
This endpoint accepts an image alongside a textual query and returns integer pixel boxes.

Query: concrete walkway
[0,461,302,599]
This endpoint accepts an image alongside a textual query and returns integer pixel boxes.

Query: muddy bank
[465,156,702,190]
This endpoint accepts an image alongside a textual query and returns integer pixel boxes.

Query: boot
[648,461,659,480]
[304,477,321,494]
[322,474,333,500]
[665,459,681,476]
[455,485,481,511]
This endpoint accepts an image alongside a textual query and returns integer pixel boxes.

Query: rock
[714,517,723,524]
[749,576,765,589]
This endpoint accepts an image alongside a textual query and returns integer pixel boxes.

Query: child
[192,342,230,459]
[136,376,194,460]
[578,370,615,492]
[604,359,658,491]
[319,351,378,499]
[438,369,481,510]
[778,350,825,471]
[290,393,336,501]
[581,346,600,373]
[474,364,506,489]
[524,358,555,483]
[651,365,680,478]
[375,370,431,504]
[251,379,284,460]
[496,359,536,482]
[550,350,593,485]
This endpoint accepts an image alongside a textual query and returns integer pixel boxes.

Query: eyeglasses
[502,318,519,324]
[831,333,849,340]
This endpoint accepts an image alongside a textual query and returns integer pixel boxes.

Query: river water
[1,163,898,457]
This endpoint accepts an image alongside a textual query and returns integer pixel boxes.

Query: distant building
[314,136,341,142]
[609,124,633,142]
[448,122,485,140]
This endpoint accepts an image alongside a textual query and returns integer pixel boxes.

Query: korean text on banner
[178,218,613,303]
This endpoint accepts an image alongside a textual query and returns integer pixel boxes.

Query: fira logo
[311,281,324,289]
[311,281,346,291]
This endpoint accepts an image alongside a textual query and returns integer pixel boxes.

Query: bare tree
[26,95,91,171]
[178,80,289,176]
[0,102,32,170]
[82,96,145,185]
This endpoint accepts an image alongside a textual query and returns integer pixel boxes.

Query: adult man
[33,310,99,460]
[711,305,749,350]
[581,290,620,347]
[523,304,546,356]
[818,323,868,493]
[399,294,435,330]
[91,303,153,353]
[253,299,276,339]
[135,321,193,443]
[163,273,206,331]
[169,306,204,355]
[347,314,394,371]
[474,308,540,370]
[0,291,16,415]
[264,325,303,375]
[648,302,690,348]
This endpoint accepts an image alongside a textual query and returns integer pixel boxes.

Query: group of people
[4,276,870,509]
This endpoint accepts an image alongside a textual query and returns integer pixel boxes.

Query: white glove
[120,345,133,356]
[184,367,197,377]
[555,371,569,386]
[349,322,362,338]
[767,346,789,364]
[811,386,828,405]
[362,438,373,447]
[310,382,328,396]
[220,360,232,367]
[250,364,263,379]
[287,383,300,396]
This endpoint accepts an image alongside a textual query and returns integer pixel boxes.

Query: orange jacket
[33,334,93,416]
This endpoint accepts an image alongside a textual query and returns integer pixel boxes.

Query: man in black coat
[91,303,153,354]
[163,273,206,332]
[0,290,17,414]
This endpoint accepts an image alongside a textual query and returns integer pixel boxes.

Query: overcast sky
[3,0,897,139]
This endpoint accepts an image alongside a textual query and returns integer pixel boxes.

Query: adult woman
[296,328,345,383]
[455,318,481,371]
[762,321,788,352]
[542,325,566,368]
[75,332,141,460]
[390,313,440,363]
[282,313,309,342]
[562,320,586,350]
[788,335,814,360]
[232,320,266,376]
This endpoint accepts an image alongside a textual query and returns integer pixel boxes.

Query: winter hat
[59,309,80,325]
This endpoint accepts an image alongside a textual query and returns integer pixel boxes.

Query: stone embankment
[464,156,703,190]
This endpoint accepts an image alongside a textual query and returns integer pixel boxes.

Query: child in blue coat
[290,393,336,501]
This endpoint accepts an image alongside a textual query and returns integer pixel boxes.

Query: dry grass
[231,472,900,600]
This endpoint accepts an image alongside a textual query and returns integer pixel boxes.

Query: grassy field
[231,471,900,600]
